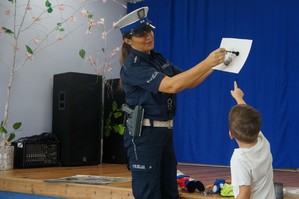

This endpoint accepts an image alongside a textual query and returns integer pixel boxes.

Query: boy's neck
[237,139,258,149]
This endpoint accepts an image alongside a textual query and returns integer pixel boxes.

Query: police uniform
[114,7,182,199]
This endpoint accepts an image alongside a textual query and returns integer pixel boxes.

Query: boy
[229,81,275,199]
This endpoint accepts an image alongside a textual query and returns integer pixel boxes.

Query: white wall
[0,0,126,140]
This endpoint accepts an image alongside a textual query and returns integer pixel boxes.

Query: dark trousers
[124,126,179,199]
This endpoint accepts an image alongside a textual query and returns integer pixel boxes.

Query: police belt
[143,118,173,129]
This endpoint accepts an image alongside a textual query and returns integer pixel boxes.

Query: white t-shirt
[230,131,275,199]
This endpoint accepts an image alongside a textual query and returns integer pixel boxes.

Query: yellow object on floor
[220,183,234,197]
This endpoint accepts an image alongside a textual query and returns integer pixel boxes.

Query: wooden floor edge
[0,177,233,199]
[0,177,134,199]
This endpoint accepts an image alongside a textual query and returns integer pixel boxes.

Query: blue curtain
[128,0,299,168]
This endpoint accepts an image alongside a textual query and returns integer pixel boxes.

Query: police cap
[114,6,155,37]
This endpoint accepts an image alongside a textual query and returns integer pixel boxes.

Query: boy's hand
[231,81,246,104]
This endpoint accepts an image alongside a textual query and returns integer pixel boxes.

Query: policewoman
[114,7,226,199]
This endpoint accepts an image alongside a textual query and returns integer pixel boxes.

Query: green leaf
[104,100,125,137]
[45,0,51,7]
[13,122,22,130]
[102,48,105,53]
[2,27,14,35]
[47,7,53,13]
[79,49,86,59]
[87,13,93,19]
[112,124,125,135]
[8,0,14,3]
[56,24,64,32]
[25,45,33,54]
[104,126,111,137]
[113,111,122,119]
[112,125,119,132]
[112,101,117,111]
[105,116,111,126]
[118,125,125,135]
[0,126,7,134]
[7,133,15,142]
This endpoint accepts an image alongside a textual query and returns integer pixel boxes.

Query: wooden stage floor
[0,163,298,199]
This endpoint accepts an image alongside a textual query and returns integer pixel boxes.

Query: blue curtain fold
[128,0,299,168]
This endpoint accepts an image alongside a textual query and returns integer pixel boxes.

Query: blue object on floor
[0,191,64,199]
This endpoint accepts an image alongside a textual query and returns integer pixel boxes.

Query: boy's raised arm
[230,81,246,105]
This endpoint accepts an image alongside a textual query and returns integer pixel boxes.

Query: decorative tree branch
[0,0,126,145]
[78,5,121,79]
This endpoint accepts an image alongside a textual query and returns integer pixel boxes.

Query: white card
[213,38,253,74]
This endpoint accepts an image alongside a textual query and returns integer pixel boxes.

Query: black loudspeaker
[52,72,102,166]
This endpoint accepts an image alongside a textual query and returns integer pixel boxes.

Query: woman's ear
[124,38,131,45]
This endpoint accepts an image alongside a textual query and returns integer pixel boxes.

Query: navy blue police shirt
[120,48,182,121]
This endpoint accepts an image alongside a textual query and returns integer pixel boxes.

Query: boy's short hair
[229,104,261,143]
